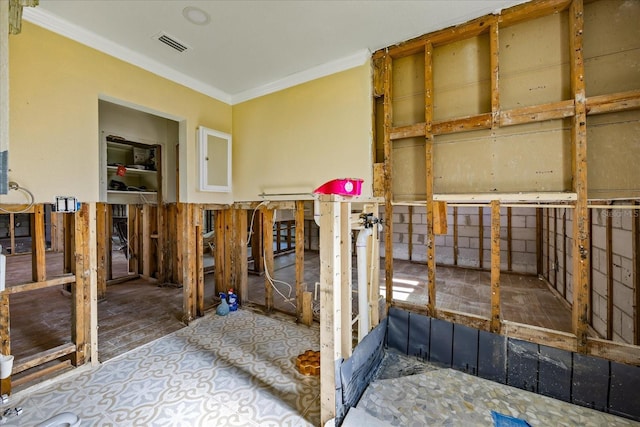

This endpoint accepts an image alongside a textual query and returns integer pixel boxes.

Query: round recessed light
[183,6,210,25]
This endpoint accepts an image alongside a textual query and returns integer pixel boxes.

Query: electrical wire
[0,181,35,214]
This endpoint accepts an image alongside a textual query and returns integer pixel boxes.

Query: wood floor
[5,247,572,389]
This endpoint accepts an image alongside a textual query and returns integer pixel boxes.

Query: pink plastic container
[313,178,363,197]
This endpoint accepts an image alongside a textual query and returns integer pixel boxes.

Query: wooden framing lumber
[366,203,381,328]
[127,205,138,276]
[340,202,352,355]
[3,275,75,294]
[31,204,46,282]
[606,208,613,340]
[429,14,496,47]
[425,43,436,317]
[302,292,313,327]
[634,201,640,346]
[408,205,413,261]
[453,207,459,266]
[72,204,89,366]
[234,208,248,306]
[195,205,205,317]
[181,203,196,323]
[563,209,568,299]
[503,321,577,353]
[479,207,484,269]
[214,210,225,293]
[536,209,543,275]
[262,207,274,311]
[507,207,512,271]
[490,200,501,333]
[569,0,590,353]
[500,100,575,127]
[383,53,394,310]
[389,123,425,140]
[8,213,14,256]
[490,22,500,128]
[96,203,108,300]
[12,343,76,374]
[499,0,571,28]
[11,360,71,388]
[295,201,305,323]
[587,337,640,366]
[586,90,640,116]
[319,195,342,425]
[431,113,492,135]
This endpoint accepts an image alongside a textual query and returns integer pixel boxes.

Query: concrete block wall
[543,207,636,345]
[590,209,635,343]
[381,205,538,274]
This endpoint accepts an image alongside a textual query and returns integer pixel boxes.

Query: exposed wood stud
[490,22,500,128]
[536,209,543,275]
[553,208,558,288]
[295,201,305,323]
[453,207,459,266]
[96,203,108,300]
[569,0,590,353]
[479,207,484,269]
[195,205,205,317]
[563,209,568,299]
[634,201,640,346]
[507,207,512,272]
[319,195,342,425]
[31,204,46,282]
[383,52,394,310]
[606,208,613,340]
[586,90,640,116]
[235,208,248,307]
[8,214,14,256]
[302,291,313,327]
[408,205,413,261]
[126,206,137,276]
[214,210,225,294]
[181,204,196,324]
[0,292,10,394]
[262,208,274,311]
[340,202,352,356]
[72,204,89,366]
[490,200,501,333]
[425,43,436,317]
[546,209,550,278]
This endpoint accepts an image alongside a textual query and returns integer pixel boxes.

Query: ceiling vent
[153,32,190,53]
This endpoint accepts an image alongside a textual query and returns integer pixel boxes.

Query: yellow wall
[232,63,373,202]
[6,22,232,204]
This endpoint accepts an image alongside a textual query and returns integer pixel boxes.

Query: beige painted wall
[232,63,373,202]
[5,22,232,205]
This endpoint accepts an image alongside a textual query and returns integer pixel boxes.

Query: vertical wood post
[234,208,248,307]
[72,204,90,366]
[181,204,196,323]
[507,207,512,272]
[633,201,640,345]
[195,205,205,317]
[408,205,413,261]
[295,201,305,323]
[319,195,342,425]
[563,209,568,299]
[96,203,108,300]
[425,43,436,317]
[536,209,543,275]
[31,204,46,282]
[570,0,590,352]
[479,207,484,269]
[63,213,75,274]
[490,200,501,333]
[606,208,613,340]
[453,206,459,266]
[0,292,10,394]
[383,53,394,311]
[553,208,558,288]
[214,210,225,294]
[340,202,352,356]
[546,209,550,278]
[262,208,274,311]
[8,214,14,255]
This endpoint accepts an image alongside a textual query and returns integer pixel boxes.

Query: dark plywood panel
[386,307,410,354]
[507,339,539,393]
[500,11,570,110]
[609,361,640,421]
[572,353,610,412]
[433,33,491,121]
[584,0,640,97]
[408,312,430,361]
[429,318,453,367]
[538,344,572,402]
[452,323,479,375]
[478,330,507,384]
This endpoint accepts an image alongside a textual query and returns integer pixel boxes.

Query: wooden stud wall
[374,0,640,365]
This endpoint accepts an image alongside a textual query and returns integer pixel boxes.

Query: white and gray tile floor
[2,309,321,426]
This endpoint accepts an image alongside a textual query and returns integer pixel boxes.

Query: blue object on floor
[216,293,230,316]
[491,411,532,427]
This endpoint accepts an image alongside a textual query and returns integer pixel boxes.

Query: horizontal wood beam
[12,360,72,388]
[500,100,575,127]
[2,275,76,295]
[499,0,571,28]
[432,113,492,135]
[586,90,640,116]
[587,337,640,366]
[436,308,491,331]
[433,192,578,203]
[503,320,578,353]
[13,343,76,374]
[390,123,426,140]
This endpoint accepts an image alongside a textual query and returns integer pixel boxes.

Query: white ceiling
[24,0,528,104]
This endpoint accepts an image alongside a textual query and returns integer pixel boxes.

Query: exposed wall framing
[373,0,640,366]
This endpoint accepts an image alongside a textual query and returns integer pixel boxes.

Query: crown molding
[22,7,232,104]
[230,49,371,105]
[23,8,370,106]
